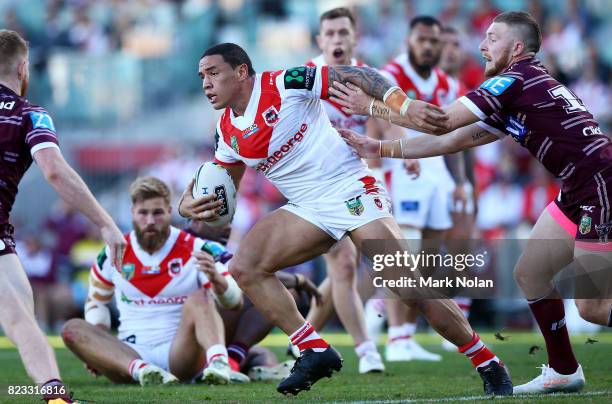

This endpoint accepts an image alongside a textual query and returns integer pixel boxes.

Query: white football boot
[358,351,385,374]
[138,364,179,386]
[385,338,442,362]
[248,360,295,381]
[202,357,231,385]
[514,364,585,394]
[229,370,250,383]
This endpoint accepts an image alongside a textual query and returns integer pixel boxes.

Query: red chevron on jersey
[121,230,195,298]
[383,58,451,106]
[219,71,282,158]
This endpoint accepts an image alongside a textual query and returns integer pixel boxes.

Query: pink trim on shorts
[546,201,577,237]
[575,240,612,252]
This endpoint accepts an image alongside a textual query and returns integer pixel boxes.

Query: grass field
[0,332,610,403]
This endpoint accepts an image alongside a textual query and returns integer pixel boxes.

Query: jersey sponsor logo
[345,195,365,216]
[262,105,279,127]
[582,126,603,136]
[168,258,183,277]
[256,123,308,173]
[374,197,383,210]
[479,76,516,96]
[242,123,259,139]
[28,111,56,131]
[0,101,15,110]
[284,66,316,91]
[142,265,161,275]
[122,263,136,281]
[120,291,188,306]
[579,214,592,235]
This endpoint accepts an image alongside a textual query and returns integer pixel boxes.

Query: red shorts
[547,167,612,251]
[0,224,17,257]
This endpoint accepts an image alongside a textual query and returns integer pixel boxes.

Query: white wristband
[399,98,412,116]
[383,86,401,103]
[84,300,111,328]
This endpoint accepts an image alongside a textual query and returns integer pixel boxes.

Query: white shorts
[390,165,454,230]
[282,175,393,240]
[123,340,173,371]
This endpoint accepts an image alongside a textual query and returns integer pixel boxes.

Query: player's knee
[575,300,598,323]
[61,318,88,346]
[228,259,259,287]
[184,290,215,316]
[512,258,531,288]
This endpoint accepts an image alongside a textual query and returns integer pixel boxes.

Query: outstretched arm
[327,66,448,132]
[330,82,480,134]
[339,124,499,160]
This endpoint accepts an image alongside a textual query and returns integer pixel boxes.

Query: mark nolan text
[373,276,493,288]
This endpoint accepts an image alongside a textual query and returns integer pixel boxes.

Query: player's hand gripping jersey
[213,67,371,206]
[90,226,232,346]
[305,55,369,135]
[460,56,612,242]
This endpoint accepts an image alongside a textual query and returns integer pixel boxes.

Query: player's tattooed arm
[328,65,394,101]
[329,80,449,134]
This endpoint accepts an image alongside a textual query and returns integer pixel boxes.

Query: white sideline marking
[347,390,610,403]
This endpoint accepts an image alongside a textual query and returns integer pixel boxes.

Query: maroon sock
[227,342,249,365]
[528,297,578,375]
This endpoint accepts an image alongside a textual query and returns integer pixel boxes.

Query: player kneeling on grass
[61,176,244,386]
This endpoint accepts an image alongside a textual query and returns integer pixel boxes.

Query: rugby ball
[192,162,237,227]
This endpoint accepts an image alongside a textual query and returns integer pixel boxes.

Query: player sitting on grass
[61,176,244,386]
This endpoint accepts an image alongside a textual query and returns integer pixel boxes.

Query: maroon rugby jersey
[459,57,611,195]
[0,84,59,225]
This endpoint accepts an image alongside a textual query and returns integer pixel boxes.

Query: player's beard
[408,49,440,77]
[134,222,171,253]
[484,47,513,77]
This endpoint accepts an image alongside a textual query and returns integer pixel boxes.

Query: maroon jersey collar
[0,83,18,96]
[504,55,537,73]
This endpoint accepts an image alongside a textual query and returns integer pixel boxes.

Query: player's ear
[512,40,525,58]
[16,59,27,81]
[236,63,249,80]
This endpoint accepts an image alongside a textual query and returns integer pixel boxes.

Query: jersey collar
[229,74,262,129]
[129,226,180,265]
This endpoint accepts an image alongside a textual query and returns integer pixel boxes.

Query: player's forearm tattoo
[471,131,488,142]
[329,66,393,100]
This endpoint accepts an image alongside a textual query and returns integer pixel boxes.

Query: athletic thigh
[325,237,358,282]
[515,206,574,298]
[233,208,336,273]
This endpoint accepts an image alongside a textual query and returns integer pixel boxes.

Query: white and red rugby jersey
[213,67,370,205]
[91,226,230,346]
[305,55,370,135]
[381,53,459,173]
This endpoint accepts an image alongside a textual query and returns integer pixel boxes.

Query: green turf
[0,333,610,403]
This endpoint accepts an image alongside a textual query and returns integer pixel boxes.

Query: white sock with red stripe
[206,344,229,364]
[128,359,147,381]
[289,322,329,353]
[458,332,500,369]
[387,322,416,343]
[355,340,377,358]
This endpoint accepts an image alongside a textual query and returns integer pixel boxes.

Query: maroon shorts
[547,167,612,251]
[0,223,16,257]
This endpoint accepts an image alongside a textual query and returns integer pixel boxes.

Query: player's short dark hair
[493,11,541,53]
[0,29,28,77]
[320,7,356,28]
[201,43,255,76]
[130,176,172,205]
[410,15,442,31]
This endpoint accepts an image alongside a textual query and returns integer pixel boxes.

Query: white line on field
[346,390,611,403]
